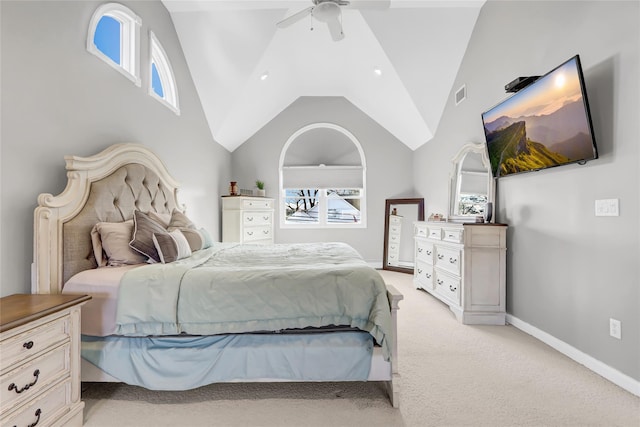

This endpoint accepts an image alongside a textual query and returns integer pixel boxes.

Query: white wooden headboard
[32,143,182,294]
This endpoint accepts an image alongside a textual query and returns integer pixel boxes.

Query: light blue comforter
[114,242,393,359]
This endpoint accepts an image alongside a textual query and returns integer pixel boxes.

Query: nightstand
[0,294,91,427]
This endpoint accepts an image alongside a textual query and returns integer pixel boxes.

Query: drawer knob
[437,254,444,260]
[449,257,457,264]
[23,340,34,350]
[417,268,423,274]
[437,279,443,285]
[448,234,455,238]
[8,369,40,394]
[247,217,254,221]
[449,285,457,292]
[263,216,269,220]
[263,230,269,234]
[418,248,423,253]
[247,231,253,236]
[15,408,42,427]
[426,273,431,279]
[426,250,432,256]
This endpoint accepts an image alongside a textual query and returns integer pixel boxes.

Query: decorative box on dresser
[414,221,507,325]
[0,294,90,427]
[222,196,275,244]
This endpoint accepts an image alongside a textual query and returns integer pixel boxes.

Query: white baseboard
[506,314,640,397]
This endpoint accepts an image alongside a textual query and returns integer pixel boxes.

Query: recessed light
[260,72,269,81]
[373,67,382,76]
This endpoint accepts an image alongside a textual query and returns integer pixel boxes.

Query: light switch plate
[595,199,619,216]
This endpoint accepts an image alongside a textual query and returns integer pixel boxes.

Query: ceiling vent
[454,84,466,105]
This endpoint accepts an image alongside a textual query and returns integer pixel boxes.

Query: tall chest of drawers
[0,294,90,427]
[414,221,507,325]
[222,196,275,244]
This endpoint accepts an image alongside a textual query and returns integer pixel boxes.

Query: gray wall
[414,1,639,380]
[231,96,416,264]
[0,1,231,297]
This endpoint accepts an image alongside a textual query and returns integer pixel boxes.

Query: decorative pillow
[168,209,196,229]
[148,211,172,228]
[91,220,147,267]
[153,229,192,263]
[129,210,169,262]
[198,228,213,249]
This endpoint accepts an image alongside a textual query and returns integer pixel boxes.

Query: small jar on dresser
[222,196,275,244]
[414,221,507,325]
[0,293,91,427]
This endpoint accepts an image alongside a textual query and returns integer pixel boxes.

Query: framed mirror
[383,198,424,274]
[448,143,495,223]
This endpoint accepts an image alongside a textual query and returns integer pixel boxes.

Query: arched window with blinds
[279,123,367,228]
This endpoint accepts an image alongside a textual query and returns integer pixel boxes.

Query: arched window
[87,3,141,86]
[149,31,180,115]
[279,123,367,228]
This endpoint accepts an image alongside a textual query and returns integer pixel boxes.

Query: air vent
[455,85,466,105]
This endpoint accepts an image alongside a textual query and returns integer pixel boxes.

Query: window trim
[87,2,141,86]
[279,123,367,229]
[148,31,180,115]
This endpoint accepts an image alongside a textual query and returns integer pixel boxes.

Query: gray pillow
[153,229,192,263]
[129,210,168,262]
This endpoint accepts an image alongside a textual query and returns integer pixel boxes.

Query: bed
[32,143,403,407]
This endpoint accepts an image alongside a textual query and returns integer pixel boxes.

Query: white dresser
[222,196,275,244]
[414,221,507,325]
[386,215,403,266]
[0,294,91,427]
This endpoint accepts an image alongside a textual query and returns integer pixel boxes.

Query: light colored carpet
[81,270,639,426]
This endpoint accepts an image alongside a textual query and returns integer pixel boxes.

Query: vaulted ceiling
[162,0,485,152]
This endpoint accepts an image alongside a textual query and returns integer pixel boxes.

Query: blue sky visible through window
[151,62,164,97]
[94,15,121,64]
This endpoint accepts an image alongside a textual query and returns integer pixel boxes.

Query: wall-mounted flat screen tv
[481,55,598,178]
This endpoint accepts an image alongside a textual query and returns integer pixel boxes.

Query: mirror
[448,143,495,222]
[383,198,424,274]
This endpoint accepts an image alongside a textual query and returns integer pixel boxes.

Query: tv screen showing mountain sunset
[482,56,597,177]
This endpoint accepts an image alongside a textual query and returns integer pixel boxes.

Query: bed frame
[32,143,403,407]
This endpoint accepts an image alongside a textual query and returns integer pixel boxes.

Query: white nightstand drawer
[243,199,273,209]
[243,211,272,226]
[244,226,272,242]
[1,316,70,372]
[0,342,70,414]
[435,272,461,305]
[435,246,462,276]
[3,379,71,427]
[414,224,428,238]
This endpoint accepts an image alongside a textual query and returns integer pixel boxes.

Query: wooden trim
[0,294,91,332]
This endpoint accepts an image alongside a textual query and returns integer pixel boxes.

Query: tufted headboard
[33,143,182,294]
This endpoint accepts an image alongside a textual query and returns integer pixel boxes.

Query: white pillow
[152,229,192,263]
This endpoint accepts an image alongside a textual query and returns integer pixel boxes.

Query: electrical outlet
[595,199,619,216]
[609,318,621,339]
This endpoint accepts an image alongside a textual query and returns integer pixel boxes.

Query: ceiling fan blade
[326,18,345,42]
[276,6,314,28]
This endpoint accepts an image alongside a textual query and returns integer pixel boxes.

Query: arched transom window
[279,123,367,228]
[149,31,179,115]
[87,2,141,86]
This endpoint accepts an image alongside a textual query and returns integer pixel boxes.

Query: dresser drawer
[427,226,442,240]
[243,199,273,209]
[389,223,401,235]
[388,232,401,245]
[2,378,71,427]
[244,226,272,242]
[387,242,399,255]
[442,228,463,243]
[415,240,434,264]
[0,342,70,414]
[435,272,461,305]
[414,261,433,290]
[242,211,272,226]
[435,245,462,276]
[0,316,70,373]
[414,224,428,238]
